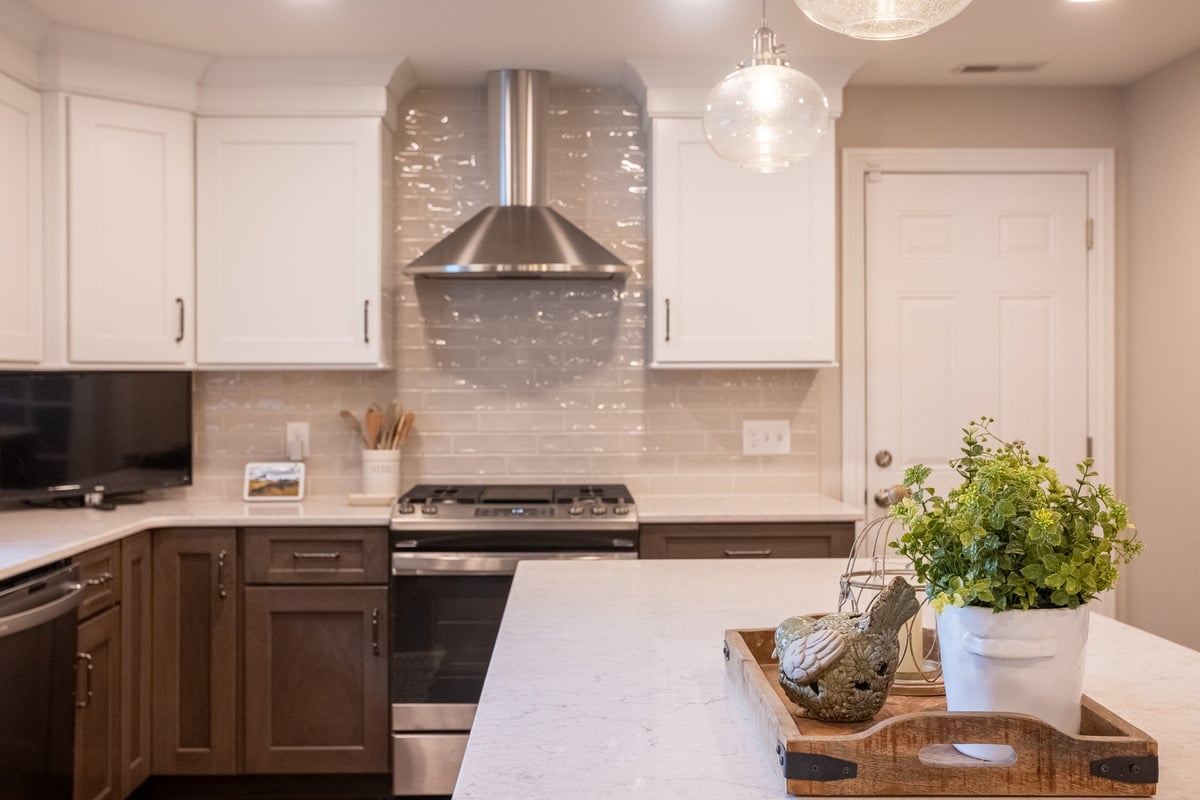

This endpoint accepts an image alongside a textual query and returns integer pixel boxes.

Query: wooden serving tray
[724,628,1158,796]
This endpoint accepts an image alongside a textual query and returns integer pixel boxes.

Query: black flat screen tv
[0,371,192,503]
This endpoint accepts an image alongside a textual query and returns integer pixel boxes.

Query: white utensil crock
[361,449,401,497]
[937,603,1090,762]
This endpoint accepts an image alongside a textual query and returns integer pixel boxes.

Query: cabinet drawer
[75,543,121,620]
[639,523,853,560]
[243,527,388,584]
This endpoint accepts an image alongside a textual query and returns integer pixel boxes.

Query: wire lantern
[838,488,944,696]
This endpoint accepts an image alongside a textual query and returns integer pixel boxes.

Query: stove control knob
[396,502,415,515]
[568,504,584,516]
[590,504,608,516]
[613,502,630,516]
[420,504,438,515]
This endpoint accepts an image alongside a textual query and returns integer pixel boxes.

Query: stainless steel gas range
[387,484,639,796]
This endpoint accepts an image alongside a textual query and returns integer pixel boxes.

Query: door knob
[874,449,893,468]
[874,484,911,508]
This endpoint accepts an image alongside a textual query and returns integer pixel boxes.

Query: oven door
[389,550,634,795]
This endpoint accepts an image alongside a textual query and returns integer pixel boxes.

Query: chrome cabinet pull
[363,299,370,343]
[665,298,671,342]
[175,298,185,343]
[84,572,114,587]
[217,549,228,599]
[371,608,380,655]
[723,549,772,558]
[292,551,341,560]
[75,652,94,708]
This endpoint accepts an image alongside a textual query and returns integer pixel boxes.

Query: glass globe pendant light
[702,1,830,173]
[793,0,973,41]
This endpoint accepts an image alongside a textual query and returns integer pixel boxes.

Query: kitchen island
[455,559,1200,799]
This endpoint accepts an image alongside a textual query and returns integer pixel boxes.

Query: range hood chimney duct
[405,69,630,279]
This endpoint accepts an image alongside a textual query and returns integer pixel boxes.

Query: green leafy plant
[889,418,1142,613]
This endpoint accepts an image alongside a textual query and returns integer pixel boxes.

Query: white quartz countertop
[0,498,391,581]
[636,494,863,523]
[455,558,1200,799]
[0,492,864,582]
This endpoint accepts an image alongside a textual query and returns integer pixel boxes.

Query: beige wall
[1124,50,1200,650]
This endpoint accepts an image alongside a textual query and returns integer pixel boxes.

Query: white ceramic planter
[937,603,1090,761]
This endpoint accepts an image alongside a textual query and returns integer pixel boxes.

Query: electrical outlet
[285,422,310,461]
[742,419,791,456]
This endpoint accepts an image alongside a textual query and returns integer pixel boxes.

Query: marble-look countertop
[455,558,1200,799]
[0,492,864,582]
[635,493,863,523]
[0,498,392,581]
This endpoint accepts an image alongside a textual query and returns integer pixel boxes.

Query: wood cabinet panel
[648,117,836,367]
[639,522,853,560]
[0,72,42,364]
[67,95,194,365]
[151,529,238,775]
[196,116,390,367]
[119,532,152,795]
[242,586,389,773]
[76,543,121,621]
[74,606,120,800]
[243,527,388,585]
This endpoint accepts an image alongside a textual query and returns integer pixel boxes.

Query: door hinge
[1086,218,1094,251]
[1087,436,1093,458]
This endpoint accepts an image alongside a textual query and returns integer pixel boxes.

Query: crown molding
[38,25,211,109]
[623,58,862,120]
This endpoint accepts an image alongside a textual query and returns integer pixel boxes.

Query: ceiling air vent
[954,62,1048,74]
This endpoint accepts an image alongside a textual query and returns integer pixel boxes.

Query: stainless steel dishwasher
[0,562,82,800]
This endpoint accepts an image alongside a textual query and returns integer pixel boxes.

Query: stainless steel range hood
[405,69,629,279]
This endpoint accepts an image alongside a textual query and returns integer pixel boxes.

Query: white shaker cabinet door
[68,96,194,364]
[0,73,42,364]
[649,118,835,368]
[196,117,388,367]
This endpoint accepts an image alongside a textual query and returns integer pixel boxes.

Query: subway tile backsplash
[191,87,825,500]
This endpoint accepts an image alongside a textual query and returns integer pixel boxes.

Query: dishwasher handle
[392,551,636,576]
[0,579,84,639]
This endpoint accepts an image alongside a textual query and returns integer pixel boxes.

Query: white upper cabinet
[196,116,392,368]
[0,73,41,364]
[649,117,836,367]
[66,95,195,365]
[626,59,857,369]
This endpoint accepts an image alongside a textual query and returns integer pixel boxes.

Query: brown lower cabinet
[74,605,121,800]
[242,585,389,773]
[119,532,152,792]
[151,528,239,775]
[73,534,154,800]
[149,525,389,779]
[639,522,855,559]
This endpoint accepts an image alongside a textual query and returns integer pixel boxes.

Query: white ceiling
[15,0,1200,88]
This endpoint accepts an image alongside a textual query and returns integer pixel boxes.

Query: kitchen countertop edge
[1,492,866,582]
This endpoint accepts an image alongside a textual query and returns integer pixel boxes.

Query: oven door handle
[391,551,636,576]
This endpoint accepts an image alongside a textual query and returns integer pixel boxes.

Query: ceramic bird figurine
[774,577,919,722]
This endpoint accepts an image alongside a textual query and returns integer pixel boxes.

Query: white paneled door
[866,172,1089,514]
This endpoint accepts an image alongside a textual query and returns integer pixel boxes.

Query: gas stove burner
[391,483,638,531]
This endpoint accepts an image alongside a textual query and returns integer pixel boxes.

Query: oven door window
[391,574,512,705]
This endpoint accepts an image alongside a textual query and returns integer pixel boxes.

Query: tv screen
[0,371,192,502]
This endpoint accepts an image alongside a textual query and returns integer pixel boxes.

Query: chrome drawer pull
[292,552,342,560]
[217,549,228,599]
[75,652,94,708]
[723,549,772,558]
[371,608,380,655]
[84,572,114,587]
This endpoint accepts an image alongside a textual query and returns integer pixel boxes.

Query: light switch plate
[742,419,791,456]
